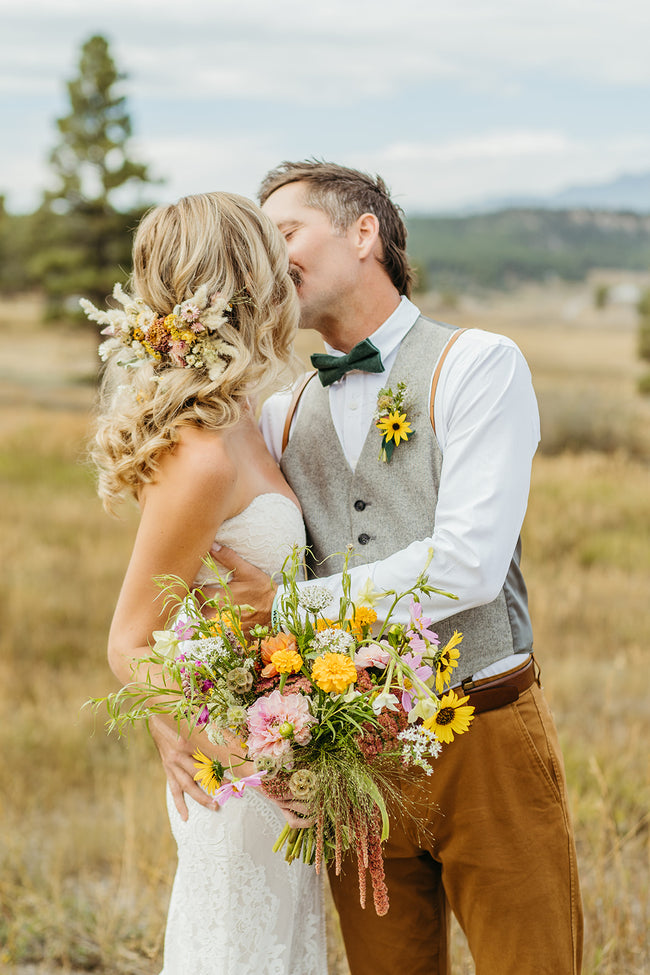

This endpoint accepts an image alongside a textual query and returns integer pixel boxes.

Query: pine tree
[37,35,157,318]
[637,288,650,395]
[48,35,150,213]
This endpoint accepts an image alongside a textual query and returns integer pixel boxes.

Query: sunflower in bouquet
[90,547,474,915]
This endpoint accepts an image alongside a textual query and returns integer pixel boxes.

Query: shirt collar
[323,296,421,360]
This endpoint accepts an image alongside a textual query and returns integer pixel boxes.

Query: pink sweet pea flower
[213,770,267,805]
[400,650,434,713]
[173,619,196,640]
[406,598,440,653]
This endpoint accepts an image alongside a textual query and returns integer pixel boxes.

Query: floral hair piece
[80,282,246,382]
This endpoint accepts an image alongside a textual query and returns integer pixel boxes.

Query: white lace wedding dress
[160,494,327,975]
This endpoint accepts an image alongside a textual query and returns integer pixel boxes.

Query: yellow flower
[204,611,240,639]
[355,579,381,608]
[192,748,225,795]
[435,630,463,693]
[353,606,377,628]
[312,653,358,694]
[376,411,413,446]
[423,691,475,744]
[316,607,377,640]
[316,617,340,632]
[270,648,303,674]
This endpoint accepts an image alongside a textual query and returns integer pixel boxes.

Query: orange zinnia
[260,632,299,677]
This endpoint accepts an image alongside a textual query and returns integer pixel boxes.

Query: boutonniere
[373,381,414,462]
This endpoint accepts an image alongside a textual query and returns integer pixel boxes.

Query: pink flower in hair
[169,340,188,367]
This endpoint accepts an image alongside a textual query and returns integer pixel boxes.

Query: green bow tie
[310,338,384,387]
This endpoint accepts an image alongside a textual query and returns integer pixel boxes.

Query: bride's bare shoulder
[154,424,237,494]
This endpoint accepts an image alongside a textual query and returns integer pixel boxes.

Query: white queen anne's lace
[310,627,355,654]
[297,585,334,613]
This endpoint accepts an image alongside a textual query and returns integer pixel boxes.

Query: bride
[87,192,327,975]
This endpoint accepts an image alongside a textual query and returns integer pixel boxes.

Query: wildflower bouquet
[91,549,474,915]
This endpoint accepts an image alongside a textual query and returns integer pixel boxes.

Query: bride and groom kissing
[91,160,582,975]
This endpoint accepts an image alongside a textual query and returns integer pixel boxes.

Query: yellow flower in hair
[376,411,413,447]
[423,690,475,744]
[312,653,358,694]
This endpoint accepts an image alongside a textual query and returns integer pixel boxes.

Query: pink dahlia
[246,690,316,758]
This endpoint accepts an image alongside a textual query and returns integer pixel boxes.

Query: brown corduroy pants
[328,680,583,975]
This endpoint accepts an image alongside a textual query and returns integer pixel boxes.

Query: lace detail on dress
[161,494,325,975]
[193,493,306,587]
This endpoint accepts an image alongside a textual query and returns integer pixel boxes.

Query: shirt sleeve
[283,332,541,626]
[259,388,295,464]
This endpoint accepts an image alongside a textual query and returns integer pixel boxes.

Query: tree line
[2,33,650,390]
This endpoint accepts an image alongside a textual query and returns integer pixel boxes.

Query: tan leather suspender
[429,328,468,436]
[281,370,318,453]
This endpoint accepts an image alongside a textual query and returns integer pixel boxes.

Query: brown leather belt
[453,655,539,714]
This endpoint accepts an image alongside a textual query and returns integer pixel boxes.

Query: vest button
[354,499,366,511]
[358,533,371,545]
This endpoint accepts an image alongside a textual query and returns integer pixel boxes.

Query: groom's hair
[259,160,413,298]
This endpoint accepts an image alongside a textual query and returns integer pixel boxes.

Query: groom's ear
[354,212,380,260]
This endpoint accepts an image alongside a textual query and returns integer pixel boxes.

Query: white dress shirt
[260,298,540,682]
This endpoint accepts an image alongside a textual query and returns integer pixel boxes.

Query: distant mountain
[406,207,650,289]
[463,171,650,215]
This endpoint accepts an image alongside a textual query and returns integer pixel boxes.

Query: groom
[218,160,584,975]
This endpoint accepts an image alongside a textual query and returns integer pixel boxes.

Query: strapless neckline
[192,491,306,586]
[221,491,300,528]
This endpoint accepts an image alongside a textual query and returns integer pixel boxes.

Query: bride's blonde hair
[92,192,298,511]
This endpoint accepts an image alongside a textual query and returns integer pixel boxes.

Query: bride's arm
[107,429,249,819]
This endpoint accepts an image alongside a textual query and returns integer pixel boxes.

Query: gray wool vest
[280,315,533,682]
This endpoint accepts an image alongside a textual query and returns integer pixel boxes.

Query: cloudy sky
[2,0,650,214]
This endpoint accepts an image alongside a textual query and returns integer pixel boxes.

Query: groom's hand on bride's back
[199,543,277,633]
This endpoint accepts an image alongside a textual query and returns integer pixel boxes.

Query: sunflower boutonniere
[373,381,414,462]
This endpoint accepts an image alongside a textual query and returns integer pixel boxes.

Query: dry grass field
[0,283,648,974]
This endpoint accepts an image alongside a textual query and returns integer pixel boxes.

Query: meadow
[0,282,648,974]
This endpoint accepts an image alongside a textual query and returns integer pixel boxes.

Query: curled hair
[259,160,413,298]
[92,192,299,511]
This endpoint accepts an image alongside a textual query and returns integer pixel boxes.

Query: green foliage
[637,287,650,394]
[406,208,650,289]
[37,35,158,318]
[637,371,650,395]
[0,202,42,293]
[638,316,650,361]
[594,283,609,308]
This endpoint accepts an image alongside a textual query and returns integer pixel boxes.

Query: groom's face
[262,181,359,334]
